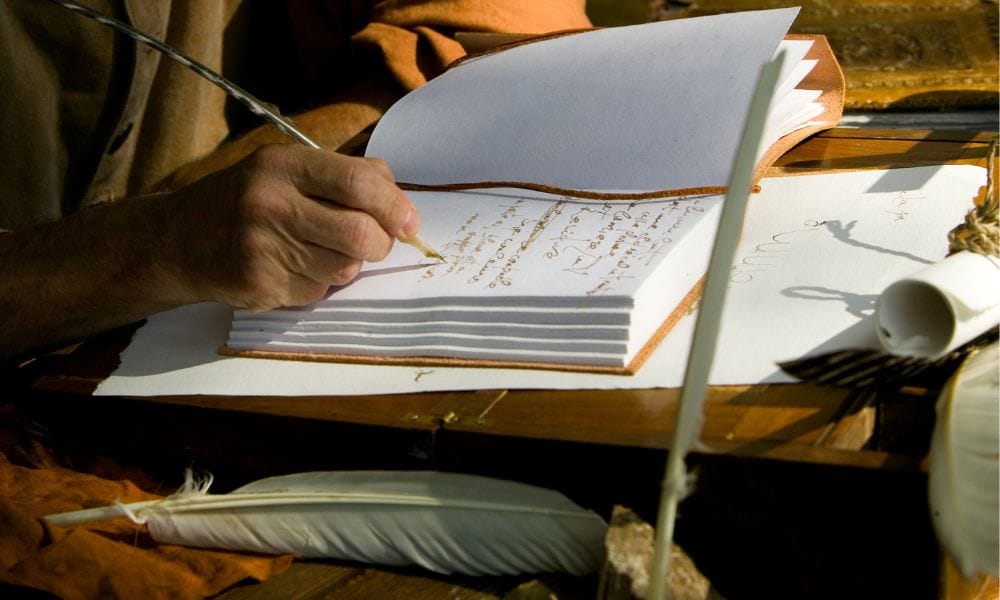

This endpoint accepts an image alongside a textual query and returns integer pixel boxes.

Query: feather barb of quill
[45,470,608,577]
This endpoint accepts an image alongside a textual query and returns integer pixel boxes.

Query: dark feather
[778,328,999,390]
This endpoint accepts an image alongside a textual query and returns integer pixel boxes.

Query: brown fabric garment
[356,0,591,89]
[0,0,237,228]
[0,408,292,599]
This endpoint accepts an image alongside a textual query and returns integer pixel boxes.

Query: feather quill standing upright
[46,470,608,576]
[646,52,787,599]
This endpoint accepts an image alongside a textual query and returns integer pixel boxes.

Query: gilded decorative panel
[652,0,999,110]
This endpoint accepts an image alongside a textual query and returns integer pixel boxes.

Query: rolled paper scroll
[876,251,1000,358]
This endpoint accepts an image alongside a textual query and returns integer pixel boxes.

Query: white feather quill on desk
[45,470,608,576]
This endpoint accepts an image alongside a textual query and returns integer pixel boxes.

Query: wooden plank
[118,392,462,432]
[213,561,563,600]
[768,129,995,175]
[449,384,848,448]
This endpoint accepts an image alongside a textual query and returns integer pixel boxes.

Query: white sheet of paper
[95,165,986,396]
[366,8,802,192]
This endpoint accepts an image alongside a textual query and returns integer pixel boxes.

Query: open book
[222,8,844,374]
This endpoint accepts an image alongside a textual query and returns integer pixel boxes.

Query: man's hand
[0,145,419,362]
[159,146,420,311]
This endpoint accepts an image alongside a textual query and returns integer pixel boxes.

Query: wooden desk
[18,129,998,599]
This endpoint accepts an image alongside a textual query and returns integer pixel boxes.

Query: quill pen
[646,51,787,599]
[45,470,608,576]
[46,0,444,262]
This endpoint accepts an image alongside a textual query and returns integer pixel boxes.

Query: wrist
[124,190,204,309]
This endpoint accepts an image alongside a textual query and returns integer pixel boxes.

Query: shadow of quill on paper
[822,220,935,266]
[330,262,435,293]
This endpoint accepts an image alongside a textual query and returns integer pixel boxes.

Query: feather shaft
[49,493,599,523]
[44,0,319,149]
[45,500,160,527]
[648,52,786,600]
[45,470,607,576]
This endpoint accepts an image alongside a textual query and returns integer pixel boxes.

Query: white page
[237,307,632,325]
[773,48,815,99]
[232,319,631,339]
[95,165,986,396]
[366,8,800,192]
[759,91,824,159]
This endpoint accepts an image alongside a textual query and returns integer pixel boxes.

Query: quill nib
[401,233,446,262]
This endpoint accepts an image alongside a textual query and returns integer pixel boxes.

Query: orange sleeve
[354,0,592,90]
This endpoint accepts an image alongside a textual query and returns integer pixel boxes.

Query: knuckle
[343,161,393,212]
[342,160,374,198]
[364,157,394,181]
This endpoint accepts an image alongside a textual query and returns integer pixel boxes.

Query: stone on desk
[597,505,720,600]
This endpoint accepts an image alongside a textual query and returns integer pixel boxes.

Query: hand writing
[159,145,420,310]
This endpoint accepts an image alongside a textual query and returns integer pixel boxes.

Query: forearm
[0,194,185,363]
[0,146,421,365]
